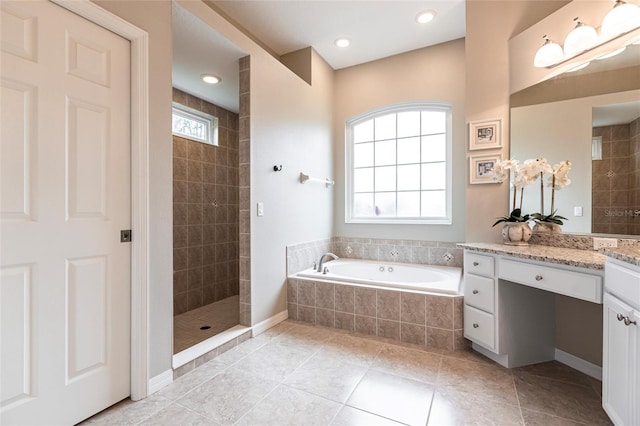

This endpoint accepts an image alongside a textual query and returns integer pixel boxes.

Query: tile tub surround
[172,88,240,315]
[287,278,465,351]
[287,237,463,275]
[87,320,609,426]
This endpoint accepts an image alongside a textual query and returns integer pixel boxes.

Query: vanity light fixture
[595,46,627,59]
[563,17,598,58]
[533,35,564,67]
[600,0,640,41]
[566,61,591,72]
[416,9,436,24]
[335,38,351,48]
[201,74,221,84]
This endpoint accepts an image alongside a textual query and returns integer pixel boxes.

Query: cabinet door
[603,293,634,426]
[633,310,640,426]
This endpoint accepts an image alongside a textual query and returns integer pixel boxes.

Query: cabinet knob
[535,275,543,281]
[623,317,637,326]
[472,289,479,294]
[473,262,479,266]
[617,313,625,322]
[473,323,479,328]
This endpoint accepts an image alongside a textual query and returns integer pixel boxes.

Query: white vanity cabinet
[462,248,603,369]
[603,259,640,426]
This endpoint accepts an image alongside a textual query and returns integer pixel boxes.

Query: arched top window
[345,102,452,224]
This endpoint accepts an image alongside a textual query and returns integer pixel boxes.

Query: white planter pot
[533,222,562,233]
[501,222,532,246]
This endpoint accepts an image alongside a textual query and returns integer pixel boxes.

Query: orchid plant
[488,158,572,228]
[488,159,536,226]
[531,160,572,225]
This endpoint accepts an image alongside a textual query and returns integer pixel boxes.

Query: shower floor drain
[200,325,211,330]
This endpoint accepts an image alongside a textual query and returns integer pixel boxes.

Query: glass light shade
[534,37,564,67]
[563,20,598,58]
[601,1,640,41]
[595,46,626,59]
[566,61,590,72]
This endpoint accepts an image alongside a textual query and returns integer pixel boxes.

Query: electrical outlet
[593,237,617,250]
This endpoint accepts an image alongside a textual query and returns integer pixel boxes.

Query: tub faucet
[317,252,339,272]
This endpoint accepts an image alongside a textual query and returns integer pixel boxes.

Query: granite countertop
[458,242,607,270]
[600,247,640,268]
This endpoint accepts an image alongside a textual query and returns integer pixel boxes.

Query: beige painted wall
[464,1,568,244]
[333,39,466,242]
[93,0,174,379]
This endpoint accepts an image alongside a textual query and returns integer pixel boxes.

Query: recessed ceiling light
[201,74,221,84]
[335,38,350,48]
[416,10,436,24]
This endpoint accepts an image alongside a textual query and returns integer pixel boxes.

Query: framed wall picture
[469,154,502,184]
[469,118,502,150]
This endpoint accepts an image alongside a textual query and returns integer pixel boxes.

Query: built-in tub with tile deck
[288,259,466,351]
[296,259,462,294]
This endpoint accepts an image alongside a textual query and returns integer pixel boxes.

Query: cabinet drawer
[464,274,495,313]
[464,252,494,277]
[499,259,602,303]
[605,261,640,310]
[464,305,495,351]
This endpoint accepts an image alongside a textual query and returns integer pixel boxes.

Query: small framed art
[469,154,502,184]
[469,118,502,150]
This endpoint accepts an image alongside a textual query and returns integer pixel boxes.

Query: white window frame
[172,102,218,146]
[345,101,453,225]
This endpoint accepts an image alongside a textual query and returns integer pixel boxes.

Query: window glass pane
[354,168,374,192]
[375,192,396,217]
[397,111,420,138]
[354,142,374,168]
[375,166,396,192]
[354,193,374,217]
[375,140,396,166]
[354,119,374,143]
[421,134,446,162]
[397,192,420,217]
[421,163,446,190]
[375,113,396,140]
[421,190,446,217]
[421,110,446,135]
[397,137,420,165]
[397,164,420,191]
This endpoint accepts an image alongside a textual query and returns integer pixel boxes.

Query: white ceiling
[172,1,466,112]
[211,0,466,70]
[593,100,640,127]
[172,2,247,112]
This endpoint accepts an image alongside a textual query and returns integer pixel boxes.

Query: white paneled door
[1,1,131,424]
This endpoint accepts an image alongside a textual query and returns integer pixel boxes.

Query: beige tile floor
[174,296,240,354]
[87,320,611,426]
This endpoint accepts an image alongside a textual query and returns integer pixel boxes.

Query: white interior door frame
[49,0,150,401]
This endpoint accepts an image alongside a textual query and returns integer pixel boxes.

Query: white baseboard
[148,369,173,395]
[251,310,288,337]
[555,348,602,380]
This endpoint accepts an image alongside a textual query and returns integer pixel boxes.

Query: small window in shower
[172,102,218,145]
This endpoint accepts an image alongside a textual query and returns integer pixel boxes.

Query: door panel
[0,1,131,424]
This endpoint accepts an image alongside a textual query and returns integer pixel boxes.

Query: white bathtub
[295,259,462,295]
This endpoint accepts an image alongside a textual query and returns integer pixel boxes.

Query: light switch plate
[574,206,583,217]
[257,202,264,217]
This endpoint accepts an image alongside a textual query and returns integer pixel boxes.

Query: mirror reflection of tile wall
[592,117,640,235]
